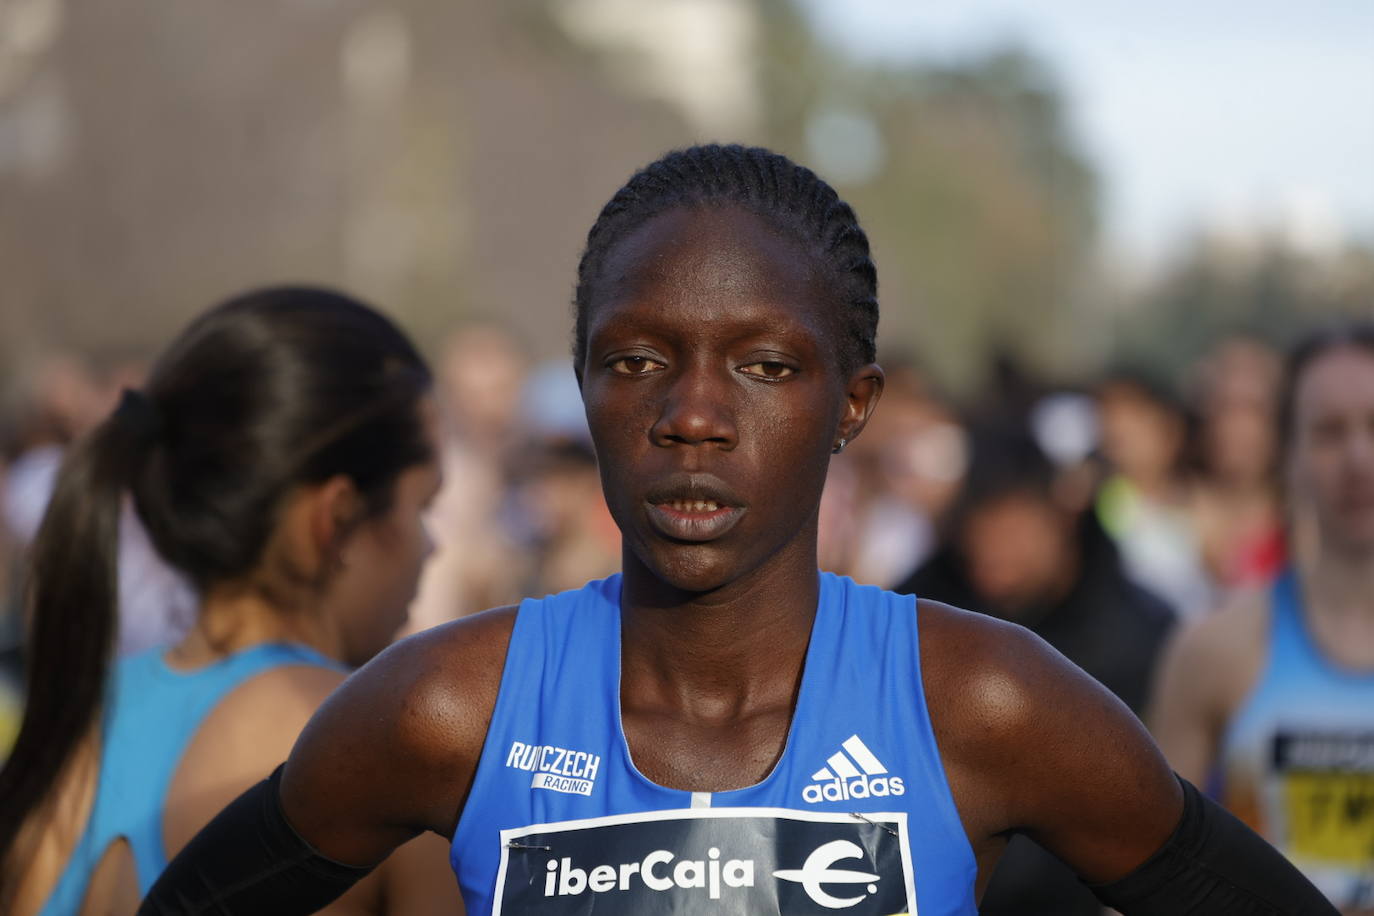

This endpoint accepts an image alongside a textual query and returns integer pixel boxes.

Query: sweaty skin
[279,205,1182,902]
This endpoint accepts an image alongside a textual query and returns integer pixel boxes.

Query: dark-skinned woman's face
[578,204,881,593]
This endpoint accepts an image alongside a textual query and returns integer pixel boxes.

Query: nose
[649,363,737,449]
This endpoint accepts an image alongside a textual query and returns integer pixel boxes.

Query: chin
[631,541,745,595]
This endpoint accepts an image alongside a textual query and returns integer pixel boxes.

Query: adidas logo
[801,735,905,804]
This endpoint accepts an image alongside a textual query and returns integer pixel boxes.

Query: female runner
[1152,324,1374,913]
[145,147,1333,914]
[0,287,459,914]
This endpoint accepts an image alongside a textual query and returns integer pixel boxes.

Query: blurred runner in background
[1152,323,1374,914]
[0,287,460,915]
[899,425,1176,916]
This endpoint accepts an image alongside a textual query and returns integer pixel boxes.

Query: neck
[171,584,342,667]
[1304,548,1374,619]
[619,544,820,721]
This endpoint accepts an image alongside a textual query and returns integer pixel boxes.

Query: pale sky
[800,0,1374,263]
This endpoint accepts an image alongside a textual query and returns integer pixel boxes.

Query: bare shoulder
[281,605,519,859]
[916,599,1181,884]
[204,663,348,739]
[1154,588,1269,717]
[1167,588,1268,685]
[916,599,1107,754]
[326,604,520,762]
[165,661,350,859]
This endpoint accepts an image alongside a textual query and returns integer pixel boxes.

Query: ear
[833,363,885,452]
[277,475,364,584]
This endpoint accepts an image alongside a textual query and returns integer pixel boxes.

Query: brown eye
[739,361,795,379]
[609,355,664,375]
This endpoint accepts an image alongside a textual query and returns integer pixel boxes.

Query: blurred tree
[0,0,691,378]
[3,0,1364,401]
[754,1,1101,392]
[1112,236,1374,377]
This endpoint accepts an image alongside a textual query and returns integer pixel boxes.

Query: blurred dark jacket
[896,512,1176,916]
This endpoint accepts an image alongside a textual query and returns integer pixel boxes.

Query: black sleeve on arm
[139,764,377,915]
[1089,776,1338,915]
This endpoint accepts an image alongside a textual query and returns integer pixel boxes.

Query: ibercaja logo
[493,807,916,914]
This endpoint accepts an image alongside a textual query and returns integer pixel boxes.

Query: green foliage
[753,7,1100,392]
[1113,239,1374,378]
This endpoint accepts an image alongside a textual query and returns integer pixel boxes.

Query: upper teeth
[668,499,720,512]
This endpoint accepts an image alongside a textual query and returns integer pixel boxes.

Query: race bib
[493,807,917,914]
[1274,731,1374,868]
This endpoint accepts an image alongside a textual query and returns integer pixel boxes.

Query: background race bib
[1273,731,1374,868]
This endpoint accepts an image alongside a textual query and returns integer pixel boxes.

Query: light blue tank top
[40,642,342,915]
[451,572,977,915]
[1219,569,1374,910]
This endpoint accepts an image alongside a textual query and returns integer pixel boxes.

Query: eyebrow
[588,303,827,344]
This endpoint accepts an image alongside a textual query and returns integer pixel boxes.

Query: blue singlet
[39,642,341,915]
[451,572,977,915]
[1219,569,1374,909]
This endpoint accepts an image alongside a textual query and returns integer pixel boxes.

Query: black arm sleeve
[139,765,377,915]
[1089,776,1339,915]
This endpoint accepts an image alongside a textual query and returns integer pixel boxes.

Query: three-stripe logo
[802,735,905,804]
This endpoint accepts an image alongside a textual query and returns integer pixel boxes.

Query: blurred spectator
[1095,369,1214,617]
[507,437,620,597]
[403,327,528,632]
[1187,336,1285,590]
[898,426,1176,916]
[1151,324,1374,913]
[502,360,619,597]
[1,353,196,658]
[819,361,965,587]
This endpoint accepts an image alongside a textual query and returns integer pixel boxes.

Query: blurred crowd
[0,324,1328,912]
[0,326,1287,730]
[0,329,1291,686]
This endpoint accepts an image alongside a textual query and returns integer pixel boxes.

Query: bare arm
[922,599,1335,915]
[279,607,516,864]
[920,601,1181,888]
[1147,594,1266,784]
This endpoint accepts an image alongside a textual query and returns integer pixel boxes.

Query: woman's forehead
[590,206,833,329]
[599,207,819,299]
[1296,345,1374,416]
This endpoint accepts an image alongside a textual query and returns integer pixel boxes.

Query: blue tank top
[1219,569,1374,909]
[40,642,342,915]
[451,572,977,915]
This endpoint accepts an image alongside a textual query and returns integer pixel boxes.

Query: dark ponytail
[0,404,155,876]
[0,287,433,885]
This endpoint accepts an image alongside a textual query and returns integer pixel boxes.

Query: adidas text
[802,774,906,804]
[802,734,905,805]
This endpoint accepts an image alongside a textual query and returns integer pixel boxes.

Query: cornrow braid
[574,144,879,373]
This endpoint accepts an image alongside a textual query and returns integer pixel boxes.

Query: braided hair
[574,144,879,374]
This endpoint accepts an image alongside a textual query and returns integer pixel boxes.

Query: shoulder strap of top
[1269,568,1315,671]
[40,642,344,914]
[112,642,345,889]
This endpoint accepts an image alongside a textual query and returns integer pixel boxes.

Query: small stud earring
[832,438,847,454]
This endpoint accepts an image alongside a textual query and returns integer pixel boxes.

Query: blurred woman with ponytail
[0,286,458,915]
